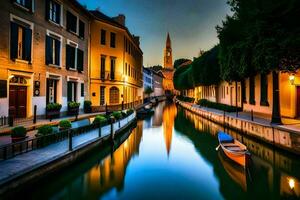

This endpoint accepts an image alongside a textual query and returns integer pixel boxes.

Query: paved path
[188,103,300,133]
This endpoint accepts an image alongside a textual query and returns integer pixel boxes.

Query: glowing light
[288,178,295,190]
[289,74,295,85]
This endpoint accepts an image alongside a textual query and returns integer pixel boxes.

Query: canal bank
[2,102,300,200]
[177,100,300,155]
[0,112,137,196]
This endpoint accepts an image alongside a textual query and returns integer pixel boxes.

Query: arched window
[109,87,119,104]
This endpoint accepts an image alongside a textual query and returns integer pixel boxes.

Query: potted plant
[111,111,123,120]
[93,115,108,126]
[59,120,72,130]
[84,100,92,113]
[67,101,80,116]
[35,125,54,137]
[11,126,28,142]
[46,103,62,119]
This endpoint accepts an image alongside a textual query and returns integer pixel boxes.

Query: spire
[166,32,171,48]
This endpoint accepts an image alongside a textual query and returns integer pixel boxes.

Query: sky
[78,0,231,66]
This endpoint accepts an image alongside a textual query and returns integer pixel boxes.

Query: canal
[8,102,300,200]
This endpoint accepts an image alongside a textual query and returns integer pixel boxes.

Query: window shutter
[81,83,84,97]
[67,82,72,102]
[55,39,60,65]
[66,11,71,31]
[66,45,71,69]
[45,0,50,20]
[10,22,18,61]
[79,20,85,39]
[25,0,32,11]
[24,28,32,62]
[45,36,52,65]
[77,49,84,72]
[56,3,61,24]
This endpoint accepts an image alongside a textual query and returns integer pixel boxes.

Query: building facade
[0,0,90,118]
[89,10,143,110]
[152,71,164,97]
[143,67,153,90]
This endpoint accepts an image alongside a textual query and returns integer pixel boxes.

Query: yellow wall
[90,19,143,106]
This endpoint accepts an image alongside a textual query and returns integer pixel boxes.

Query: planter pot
[11,136,29,143]
[68,106,79,116]
[46,109,61,119]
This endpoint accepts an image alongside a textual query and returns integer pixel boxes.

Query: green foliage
[111,111,123,120]
[197,99,241,112]
[11,126,27,138]
[174,58,191,69]
[46,103,62,111]
[93,115,107,125]
[126,109,134,115]
[59,120,72,129]
[144,87,153,95]
[177,95,195,103]
[217,0,300,81]
[173,46,220,90]
[37,125,53,136]
[68,101,80,108]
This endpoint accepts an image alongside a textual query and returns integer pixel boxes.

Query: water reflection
[162,103,177,155]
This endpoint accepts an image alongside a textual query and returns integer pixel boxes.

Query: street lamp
[289,74,295,85]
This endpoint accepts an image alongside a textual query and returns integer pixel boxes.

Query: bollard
[122,101,124,110]
[8,115,13,127]
[98,123,102,137]
[105,104,108,115]
[33,105,37,124]
[68,129,73,151]
[251,110,254,121]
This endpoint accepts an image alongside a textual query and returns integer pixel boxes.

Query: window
[66,11,77,34]
[46,0,61,24]
[128,65,130,76]
[46,79,57,104]
[109,87,119,104]
[66,42,83,72]
[79,20,85,39]
[100,56,106,79]
[67,81,77,102]
[10,22,32,62]
[81,83,84,97]
[0,80,7,98]
[46,35,61,66]
[101,29,106,45]
[110,32,116,48]
[260,74,269,106]
[110,58,116,80]
[125,63,127,75]
[15,0,33,11]
[100,86,105,105]
[249,76,255,105]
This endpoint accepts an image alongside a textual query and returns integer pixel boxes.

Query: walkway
[187,102,300,134]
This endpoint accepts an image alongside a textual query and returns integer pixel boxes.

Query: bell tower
[163,33,173,69]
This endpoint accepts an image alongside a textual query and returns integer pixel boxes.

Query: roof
[90,10,143,54]
[68,0,92,18]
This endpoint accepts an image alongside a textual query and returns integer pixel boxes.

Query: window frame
[110,32,116,48]
[46,30,63,67]
[101,29,106,45]
[66,39,78,70]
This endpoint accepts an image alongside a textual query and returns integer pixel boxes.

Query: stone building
[0,0,90,118]
[89,10,143,110]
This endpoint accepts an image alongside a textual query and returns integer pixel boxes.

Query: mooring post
[68,129,73,151]
[251,110,254,121]
[110,116,115,141]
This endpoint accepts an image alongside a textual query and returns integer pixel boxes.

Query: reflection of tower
[162,103,177,155]
[163,33,173,69]
[84,121,143,196]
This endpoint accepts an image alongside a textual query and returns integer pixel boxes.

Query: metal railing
[0,112,135,161]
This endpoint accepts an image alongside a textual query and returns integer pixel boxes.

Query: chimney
[113,14,125,26]
[133,35,140,46]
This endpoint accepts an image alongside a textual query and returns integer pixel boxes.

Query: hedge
[197,99,242,112]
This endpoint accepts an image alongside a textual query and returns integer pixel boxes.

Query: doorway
[9,85,27,118]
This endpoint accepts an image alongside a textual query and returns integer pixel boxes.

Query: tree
[174,58,191,69]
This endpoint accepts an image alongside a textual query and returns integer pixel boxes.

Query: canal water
[9,102,300,200]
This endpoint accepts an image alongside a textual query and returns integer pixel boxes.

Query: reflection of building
[162,103,177,155]
[143,67,153,100]
[152,101,164,126]
[84,121,143,196]
[89,10,143,108]
[0,0,90,118]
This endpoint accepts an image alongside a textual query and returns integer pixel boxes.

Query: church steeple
[164,32,173,69]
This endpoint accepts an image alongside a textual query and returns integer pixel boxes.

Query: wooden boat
[218,131,250,167]
[218,151,247,191]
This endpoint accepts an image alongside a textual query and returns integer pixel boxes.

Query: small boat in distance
[217,131,250,167]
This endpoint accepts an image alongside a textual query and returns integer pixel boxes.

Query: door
[297,87,300,118]
[9,85,27,118]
